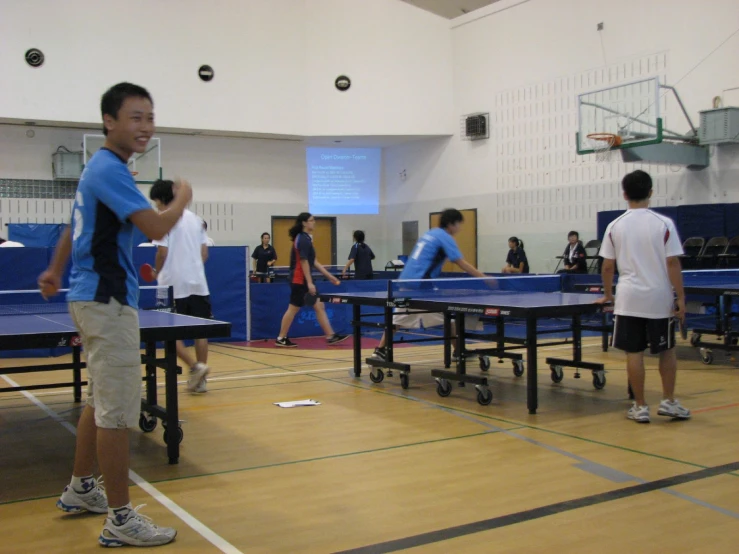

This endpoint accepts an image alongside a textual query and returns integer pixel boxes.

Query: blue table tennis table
[251,265,353,283]
[0,305,231,464]
[321,286,611,414]
[566,270,739,365]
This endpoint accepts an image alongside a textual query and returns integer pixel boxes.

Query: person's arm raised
[130,179,192,240]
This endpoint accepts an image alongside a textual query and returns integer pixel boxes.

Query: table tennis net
[0,286,173,316]
[389,275,561,298]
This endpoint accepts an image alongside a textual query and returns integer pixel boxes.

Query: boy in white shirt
[598,170,690,423]
[150,180,212,393]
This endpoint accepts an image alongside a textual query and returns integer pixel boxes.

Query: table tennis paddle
[304,292,318,307]
[139,263,156,282]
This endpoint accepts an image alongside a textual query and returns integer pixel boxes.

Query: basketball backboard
[83,134,162,183]
[576,77,663,155]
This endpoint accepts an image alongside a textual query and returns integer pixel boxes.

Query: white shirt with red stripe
[599,208,683,319]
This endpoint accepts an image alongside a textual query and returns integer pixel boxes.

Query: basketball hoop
[587,133,622,162]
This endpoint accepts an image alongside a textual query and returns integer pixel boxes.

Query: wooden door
[429,209,477,273]
[272,217,336,269]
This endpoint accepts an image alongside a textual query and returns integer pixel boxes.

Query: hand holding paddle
[140,263,157,282]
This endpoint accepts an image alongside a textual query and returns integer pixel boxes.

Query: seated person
[558,231,587,274]
[502,237,529,274]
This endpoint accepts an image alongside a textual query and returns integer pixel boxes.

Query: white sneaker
[194,378,208,393]
[657,399,691,420]
[56,478,108,514]
[99,504,177,547]
[187,363,210,392]
[627,403,650,423]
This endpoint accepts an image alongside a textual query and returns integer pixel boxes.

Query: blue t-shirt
[67,148,152,306]
[400,227,463,280]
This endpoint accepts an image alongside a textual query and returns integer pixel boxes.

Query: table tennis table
[0,298,231,464]
[251,265,353,283]
[566,270,739,365]
[321,284,611,414]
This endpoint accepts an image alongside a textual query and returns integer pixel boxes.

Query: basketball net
[587,133,622,163]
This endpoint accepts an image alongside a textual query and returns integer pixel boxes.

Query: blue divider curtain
[598,203,739,243]
[134,246,247,342]
[7,223,65,247]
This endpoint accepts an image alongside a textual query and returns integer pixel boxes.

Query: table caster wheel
[400,373,409,389]
[476,388,493,406]
[163,426,183,444]
[139,413,157,433]
[512,360,524,377]
[369,368,385,383]
[550,365,564,383]
[436,378,452,397]
[593,370,606,390]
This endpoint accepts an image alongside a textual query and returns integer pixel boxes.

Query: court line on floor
[147,430,518,485]
[303,372,739,479]
[0,374,244,554]
[333,461,739,554]
[692,402,739,414]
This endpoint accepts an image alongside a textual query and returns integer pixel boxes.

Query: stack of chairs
[681,236,739,269]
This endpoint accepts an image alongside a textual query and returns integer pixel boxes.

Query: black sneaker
[371,347,387,360]
[275,337,297,348]
[327,333,349,345]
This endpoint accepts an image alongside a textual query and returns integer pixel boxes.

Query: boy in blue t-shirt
[38,83,192,548]
[373,208,486,360]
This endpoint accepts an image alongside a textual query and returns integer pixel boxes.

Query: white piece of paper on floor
[273,399,321,408]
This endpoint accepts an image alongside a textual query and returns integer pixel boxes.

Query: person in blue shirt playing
[372,209,486,360]
[38,83,192,548]
[502,237,529,274]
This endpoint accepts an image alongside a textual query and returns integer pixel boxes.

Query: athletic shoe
[187,363,210,392]
[99,504,176,547]
[57,478,108,514]
[657,399,691,420]
[327,333,349,345]
[194,378,207,393]
[275,337,297,348]
[627,403,650,423]
[371,347,386,361]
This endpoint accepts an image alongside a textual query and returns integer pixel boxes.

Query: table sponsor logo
[71,336,82,346]
[484,308,500,316]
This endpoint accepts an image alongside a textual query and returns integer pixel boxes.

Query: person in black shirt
[558,231,587,274]
[342,230,375,280]
[502,236,529,274]
[252,232,277,282]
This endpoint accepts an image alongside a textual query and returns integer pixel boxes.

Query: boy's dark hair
[149,179,174,205]
[509,236,525,250]
[439,209,464,229]
[568,231,579,239]
[101,82,153,136]
[353,230,365,243]
[261,232,270,239]
[622,170,652,201]
[203,220,208,231]
[289,212,312,240]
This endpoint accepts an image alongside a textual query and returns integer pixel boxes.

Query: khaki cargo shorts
[69,299,141,429]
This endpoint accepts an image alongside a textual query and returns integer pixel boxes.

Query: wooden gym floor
[1,336,738,553]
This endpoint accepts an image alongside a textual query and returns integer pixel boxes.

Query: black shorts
[289,283,309,307]
[174,295,213,319]
[612,315,675,354]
